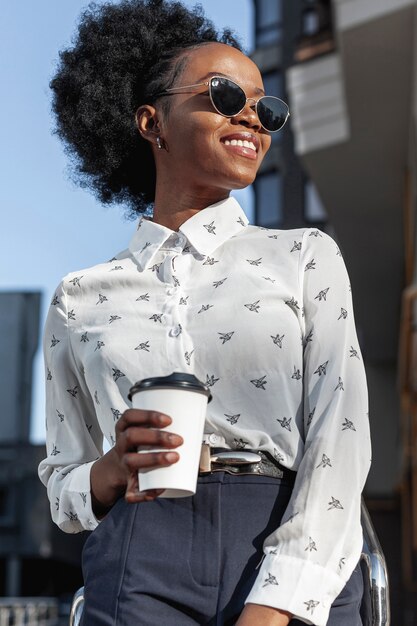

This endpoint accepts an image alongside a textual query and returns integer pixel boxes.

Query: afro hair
[50,0,242,215]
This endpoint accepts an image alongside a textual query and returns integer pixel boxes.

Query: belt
[198,443,296,481]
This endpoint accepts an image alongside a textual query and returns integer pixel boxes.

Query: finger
[116,409,172,434]
[123,450,180,472]
[122,427,183,451]
[125,488,166,504]
[124,473,164,503]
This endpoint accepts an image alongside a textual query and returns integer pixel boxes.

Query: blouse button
[169,325,181,337]
[209,433,221,445]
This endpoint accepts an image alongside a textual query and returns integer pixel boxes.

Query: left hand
[235,603,292,626]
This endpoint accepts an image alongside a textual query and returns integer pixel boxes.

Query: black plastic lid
[128,372,212,402]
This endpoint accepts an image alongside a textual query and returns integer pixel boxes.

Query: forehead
[179,42,263,89]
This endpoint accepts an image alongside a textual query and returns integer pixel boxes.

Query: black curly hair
[50,0,242,215]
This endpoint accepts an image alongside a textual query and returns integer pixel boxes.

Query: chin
[231,171,258,188]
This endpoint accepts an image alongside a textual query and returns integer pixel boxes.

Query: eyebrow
[198,71,265,95]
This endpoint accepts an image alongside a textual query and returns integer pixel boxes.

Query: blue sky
[0,1,254,442]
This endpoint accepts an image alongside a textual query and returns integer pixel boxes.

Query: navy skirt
[81,471,363,625]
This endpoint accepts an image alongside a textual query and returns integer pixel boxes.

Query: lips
[220,132,260,153]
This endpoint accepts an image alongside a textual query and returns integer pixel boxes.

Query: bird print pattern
[39,197,370,626]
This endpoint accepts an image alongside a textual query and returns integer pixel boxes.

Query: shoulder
[236,224,308,246]
[236,225,338,255]
[57,247,132,295]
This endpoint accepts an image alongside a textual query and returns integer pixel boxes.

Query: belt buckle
[199,444,262,473]
[212,451,262,465]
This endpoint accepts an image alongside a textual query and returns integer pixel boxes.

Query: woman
[39,1,371,624]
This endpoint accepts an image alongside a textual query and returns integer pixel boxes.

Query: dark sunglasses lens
[257,96,289,132]
[210,77,246,116]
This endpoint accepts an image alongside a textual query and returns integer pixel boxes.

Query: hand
[90,409,183,516]
[235,604,292,626]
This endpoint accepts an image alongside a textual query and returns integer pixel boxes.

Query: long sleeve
[38,280,103,533]
[245,229,371,625]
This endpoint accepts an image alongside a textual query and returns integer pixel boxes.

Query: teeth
[223,138,257,151]
[243,140,256,151]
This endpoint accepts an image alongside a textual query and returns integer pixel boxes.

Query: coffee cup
[128,372,212,497]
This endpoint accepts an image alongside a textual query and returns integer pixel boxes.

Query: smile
[224,139,257,152]
[220,132,259,161]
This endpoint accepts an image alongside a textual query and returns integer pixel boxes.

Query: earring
[156,136,163,150]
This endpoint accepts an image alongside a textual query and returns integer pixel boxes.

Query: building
[251,0,417,621]
[0,292,84,619]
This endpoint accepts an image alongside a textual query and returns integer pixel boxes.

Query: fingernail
[167,434,182,444]
[165,452,179,462]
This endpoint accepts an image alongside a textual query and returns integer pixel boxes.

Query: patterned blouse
[38,196,371,625]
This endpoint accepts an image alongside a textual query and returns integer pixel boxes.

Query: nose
[231,98,262,131]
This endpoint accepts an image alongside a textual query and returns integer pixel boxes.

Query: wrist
[237,603,292,626]
[90,448,126,516]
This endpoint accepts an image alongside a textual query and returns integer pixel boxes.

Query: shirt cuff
[244,554,347,626]
[55,461,101,533]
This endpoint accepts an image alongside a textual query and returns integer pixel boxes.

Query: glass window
[257,27,282,47]
[257,0,282,46]
[256,171,283,226]
[302,9,320,36]
[304,180,327,222]
[262,71,284,98]
[0,485,16,527]
[258,0,282,28]
[261,72,286,143]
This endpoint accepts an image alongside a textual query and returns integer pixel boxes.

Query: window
[304,180,327,222]
[256,0,283,46]
[262,71,286,143]
[0,485,16,528]
[258,0,282,28]
[262,71,284,98]
[302,9,320,36]
[256,171,283,226]
[300,0,333,37]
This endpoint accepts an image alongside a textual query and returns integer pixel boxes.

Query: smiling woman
[38,1,371,625]
[134,41,273,230]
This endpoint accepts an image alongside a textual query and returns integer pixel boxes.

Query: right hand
[90,409,183,516]
[116,409,183,504]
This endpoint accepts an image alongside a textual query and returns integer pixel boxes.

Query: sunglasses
[153,75,290,133]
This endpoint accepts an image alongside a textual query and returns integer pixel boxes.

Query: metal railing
[361,500,391,625]
[0,598,58,626]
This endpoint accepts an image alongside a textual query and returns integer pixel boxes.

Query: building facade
[251,0,417,620]
[0,292,84,612]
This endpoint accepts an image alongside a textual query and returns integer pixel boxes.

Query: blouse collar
[128,196,249,270]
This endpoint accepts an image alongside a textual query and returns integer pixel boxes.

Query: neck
[152,183,230,231]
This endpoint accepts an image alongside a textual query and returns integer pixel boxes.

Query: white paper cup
[128,373,212,498]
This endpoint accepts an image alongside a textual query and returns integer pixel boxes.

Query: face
[152,42,272,195]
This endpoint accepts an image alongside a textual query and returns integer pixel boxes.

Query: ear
[135,105,163,146]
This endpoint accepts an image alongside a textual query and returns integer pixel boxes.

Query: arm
[38,280,104,533]
[244,229,371,625]
[39,281,184,529]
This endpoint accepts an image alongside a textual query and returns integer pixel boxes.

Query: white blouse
[38,196,371,625]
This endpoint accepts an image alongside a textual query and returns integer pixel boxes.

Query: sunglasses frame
[153,75,290,133]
